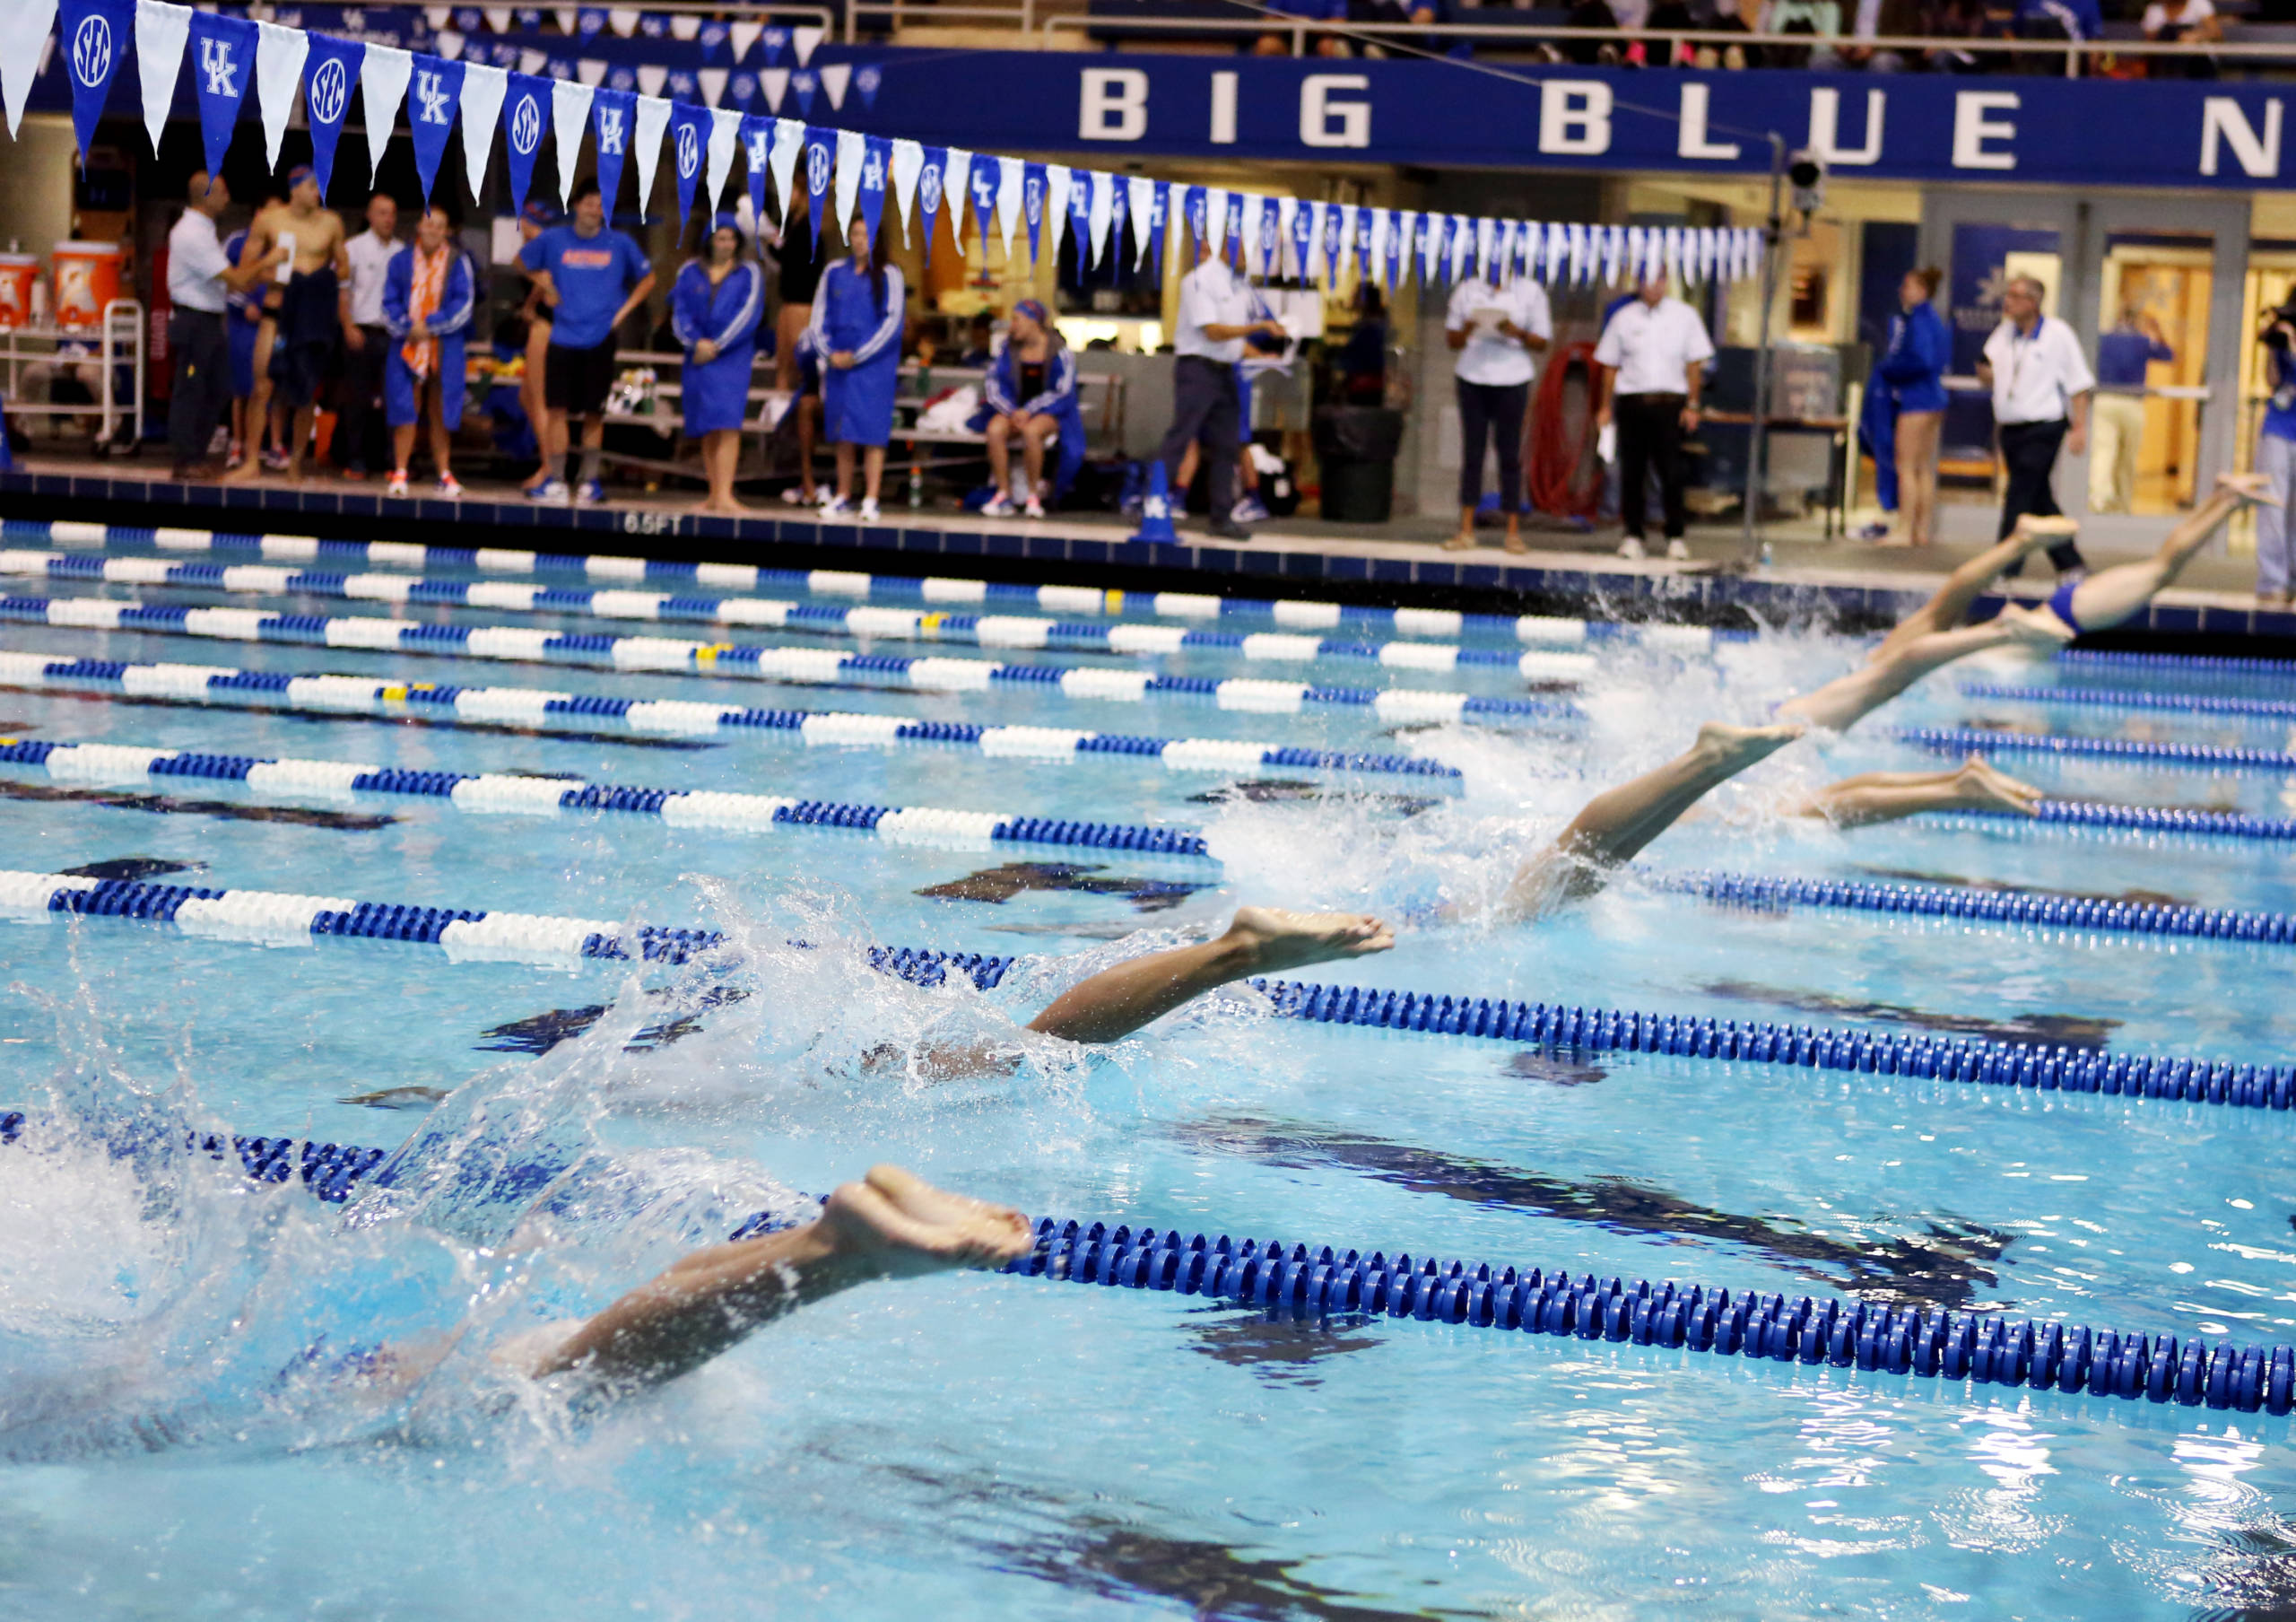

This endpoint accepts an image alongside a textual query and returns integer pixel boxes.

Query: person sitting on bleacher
[976,299,1084,519]
[672,214,766,518]
[1259,0,1352,54]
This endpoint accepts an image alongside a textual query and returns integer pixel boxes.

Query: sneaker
[385,470,410,498]
[225,441,245,470]
[1665,538,1692,561]
[526,478,570,503]
[981,491,1016,517]
[435,472,464,498]
[576,479,607,504]
[857,497,882,523]
[1023,493,1045,519]
[820,494,851,519]
[816,487,841,510]
[779,486,816,507]
[1231,495,1270,525]
[1205,519,1253,542]
[1617,536,1648,561]
[260,446,290,472]
[1850,521,1889,541]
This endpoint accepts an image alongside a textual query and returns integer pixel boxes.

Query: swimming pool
[4,518,2296,1620]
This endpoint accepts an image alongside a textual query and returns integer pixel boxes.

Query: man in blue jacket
[518,179,656,503]
[380,205,478,499]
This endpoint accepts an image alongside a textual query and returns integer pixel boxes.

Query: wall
[0,117,81,278]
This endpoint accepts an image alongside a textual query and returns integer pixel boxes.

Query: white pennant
[1127,175,1156,268]
[834,126,865,236]
[459,62,508,203]
[253,21,308,169]
[1086,170,1112,268]
[552,79,594,206]
[358,42,412,182]
[552,8,577,34]
[1044,162,1069,266]
[1570,223,1589,285]
[667,14,699,39]
[758,67,787,113]
[422,5,449,28]
[1475,217,1495,283]
[134,0,191,155]
[1367,209,1388,282]
[432,31,464,61]
[790,24,822,65]
[1302,200,1324,283]
[634,64,666,98]
[1495,220,1515,283]
[482,8,509,31]
[728,21,761,59]
[1393,209,1414,285]
[1204,187,1227,260]
[819,61,848,110]
[769,116,804,223]
[697,67,726,109]
[995,155,1022,256]
[517,48,547,75]
[632,92,671,219]
[890,138,922,244]
[607,7,638,34]
[577,59,606,87]
[707,106,742,212]
[0,0,55,138]
[1274,196,1296,278]
[944,147,972,256]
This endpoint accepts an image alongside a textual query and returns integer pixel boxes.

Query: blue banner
[917,144,945,266]
[187,13,256,176]
[741,113,773,227]
[1148,179,1168,281]
[804,123,833,253]
[967,161,996,261]
[1022,161,1046,266]
[857,133,889,246]
[58,0,131,162]
[500,71,549,210]
[1065,169,1090,265]
[591,88,632,218]
[300,32,363,196]
[667,97,708,225]
[405,53,463,201]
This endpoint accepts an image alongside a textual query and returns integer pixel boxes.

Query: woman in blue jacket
[808,216,905,523]
[976,299,1084,518]
[672,215,766,516]
[1879,265,1951,547]
[379,205,478,499]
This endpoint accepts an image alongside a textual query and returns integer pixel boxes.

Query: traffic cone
[1132,459,1178,545]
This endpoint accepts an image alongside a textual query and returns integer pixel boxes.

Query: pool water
[4,538,2296,1620]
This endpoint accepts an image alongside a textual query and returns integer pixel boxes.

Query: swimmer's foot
[1996,603,2077,648]
[2014,513,2081,554]
[2220,470,2276,505]
[1951,754,2045,815]
[1222,905,1397,976]
[821,1165,1035,1279]
[1691,719,1806,771]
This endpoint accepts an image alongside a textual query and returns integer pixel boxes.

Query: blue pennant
[854,65,881,109]
[917,145,946,266]
[58,0,133,165]
[740,114,774,229]
[1149,180,1170,281]
[300,33,365,197]
[591,88,634,215]
[969,163,996,261]
[790,68,816,117]
[857,134,889,246]
[187,13,257,177]
[500,72,551,212]
[666,99,709,226]
[1022,161,1046,266]
[759,26,787,65]
[804,124,835,254]
[404,53,465,203]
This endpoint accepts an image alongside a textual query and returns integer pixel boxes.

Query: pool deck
[4,455,2288,645]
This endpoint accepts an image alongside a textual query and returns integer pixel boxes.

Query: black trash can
[1313,406,1404,523]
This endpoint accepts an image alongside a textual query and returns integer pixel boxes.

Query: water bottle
[907,462,924,510]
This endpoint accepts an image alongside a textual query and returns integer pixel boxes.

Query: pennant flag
[703,105,740,213]
[1149,179,1170,279]
[550,79,593,206]
[758,66,787,113]
[635,65,666,99]
[854,64,881,109]
[667,98,709,223]
[757,25,787,63]
[728,21,761,60]
[697,67,726,109]
[1021,161,1047,265]
[819,61,848,110]
[60,0,133,161]
[632,92,670,218]
[1046,162,1075,267]
[1183,186,1205,261]
[943,146,971,257]
[1252,194,1277,277]
[187,13,257,176]
[1201,187,1224,263]
[1086,170,1112,270]
[972,155,1003,260]
[459,62,507,203]
[1325,202,1349,287]
[832,126,864,235]
[889,137,922,244]
[1416,213,1439,287]
[252,21,306,170]
[1352,205,1372,282]
[916,144,946,264]
[588,86,632,211]
[1265,196,1286,277]
[295,33,361,195]
[857,133,889,245]
[609,7,639,33]
[1224,191,1243,265]
[0,0,58,138]
[789,67,814,116]
[1126,175,1156,268]
[804,123,834,250]
[791,23,821,65]
[1476,217,1496,282]
[1288,198,1310,282]
[579,8,607,35]
[1105,177,1126,281]
[359,41,411,183]
[741,114,774,229]
[769,116,804,223]
[403,53,463,200]
[1386,209,1408,291]
[135,0,191,155]
[500,71,549,209]
[994,155,1022,257]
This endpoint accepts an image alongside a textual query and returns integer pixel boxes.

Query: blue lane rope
[1962,682,2296,720]
[6,869,2284,1112]
[0,652,1470,782]
[0,598,1561,725]
[2,520,1735,651]
[1898,727,2296,773]
[2060,649,2296,680]
[0,737,1216,858]
[5,1110,2285,1419]
[1955,798,2296,842]
[0,552,1614,679]
[1654,868,2296,946]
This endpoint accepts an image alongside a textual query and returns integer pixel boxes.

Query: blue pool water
[4,534,2296,1618]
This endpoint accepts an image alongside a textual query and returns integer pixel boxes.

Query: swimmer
[2016,472,2274,640]
[1785,755,2044,829]
[1867,511,2080,665]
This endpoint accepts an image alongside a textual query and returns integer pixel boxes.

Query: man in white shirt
[337,192,400,480]
[1443,272,1551,554]
[1593,273,1715,562]
[1158,239,1285,541]
[1978,275,2096,578]
[165,171,280,479]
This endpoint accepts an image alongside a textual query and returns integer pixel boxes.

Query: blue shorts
[228,317,257,399]
[2048,580,2085,634]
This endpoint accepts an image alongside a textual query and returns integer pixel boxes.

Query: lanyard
[2005,316,2055,416]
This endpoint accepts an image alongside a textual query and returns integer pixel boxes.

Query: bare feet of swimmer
[1222,906,1397,975]
[2220,470,2276,503]
[1996,604,2079,648]
[1693,718,1808,770]
[2014,513,2081,547]
[1950,755,2046,815]
[820,1165,1037,1279]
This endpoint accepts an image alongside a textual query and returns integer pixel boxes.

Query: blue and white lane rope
[7,869,2289,1113]
[0,738,1216,858]
[11,1113,2291,1419]
[0,553,1613,677]
[3,521,1730,650]
[0,654,1465,784]
[1962,683,2296,720]
[1899,726,2296,773]
[1655,868,2296,946]
[1917,798,2296,842]
[0,599,1562,724]
[2059,649,2296,681]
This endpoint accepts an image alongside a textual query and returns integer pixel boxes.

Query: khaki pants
[2089,391,2145,513]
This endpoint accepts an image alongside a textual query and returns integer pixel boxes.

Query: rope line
[1899,727,2296,773]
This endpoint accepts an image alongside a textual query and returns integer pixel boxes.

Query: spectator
[1352,0,1441,56]
[1761,0,1844,65]
[1159,234,1285,542]
[165,172,280,480]
[1839,0,1927,68]
[1551,0,1622,64]
[2252,301,2296,607]
[1685,0,1757,67]
[978,299,1083,519]
[960,310,996,366]
[379,203,476,500]
[1979,274,2095,580]
[1863,266,1949,547]
[337,192,399,481]
[672,215,767,518]
[1336,281,1387,404]
[2142,0,2220,75]
[811,214,905,523]
[518,178,656,504]
[514,199,559,494]
[1593,271,1714,562]
[1259,0,1351,54]
[2090,305,2172,514]
[769,187,824,393]
[2016,0,2100,70]
[1442,255,1552,554]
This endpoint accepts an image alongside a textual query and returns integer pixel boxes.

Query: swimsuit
[2048,579,2086,634]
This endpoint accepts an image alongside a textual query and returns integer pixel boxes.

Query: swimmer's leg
[1790,755,2044,828]
[528,1165,1032,1391]
[2061,475,2269,632]
[1497,719,1805,922]
[1779,609,2071,734]
[1869,518,2070,663]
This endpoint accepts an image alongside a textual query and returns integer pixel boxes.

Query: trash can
[1314,406,1404,523]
